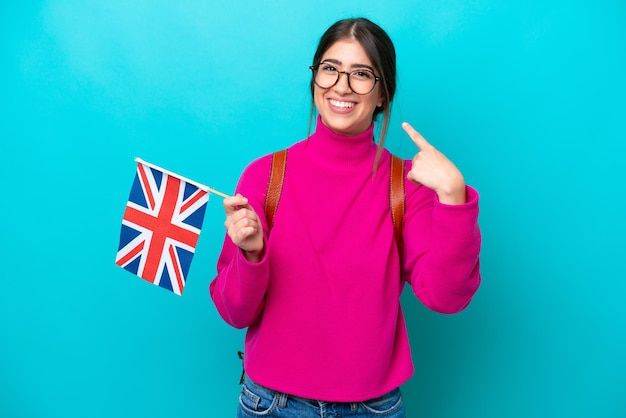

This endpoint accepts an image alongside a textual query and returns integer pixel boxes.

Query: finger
[225,207,247,226]
[223,193,250,215]
[230,220,257,239]
[226,212,257,235]
[402,122,431,150]
[229,226,258,247]
[237,224,259,240]
[225,207,257,231]
[231,217,261,247]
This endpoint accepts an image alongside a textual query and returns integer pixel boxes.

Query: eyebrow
[320,58,376,73]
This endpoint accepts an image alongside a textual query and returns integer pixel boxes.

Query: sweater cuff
[434,185,479,208]
[235,235,270,269]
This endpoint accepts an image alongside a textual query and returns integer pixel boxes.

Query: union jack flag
[115,158,209,295]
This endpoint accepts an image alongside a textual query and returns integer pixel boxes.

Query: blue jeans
[236,375,406,417]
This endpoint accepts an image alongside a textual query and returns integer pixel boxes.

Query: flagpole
[206,187,230,199]
[134,157,231,199]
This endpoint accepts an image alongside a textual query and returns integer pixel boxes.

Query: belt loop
[277,392,288,408]
[350,402,359,411]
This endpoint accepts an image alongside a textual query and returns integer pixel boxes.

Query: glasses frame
[309,64,381,95]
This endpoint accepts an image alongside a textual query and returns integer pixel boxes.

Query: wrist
[436,180,466,205]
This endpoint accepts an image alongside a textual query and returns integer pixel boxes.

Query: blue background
[1,1,625,417]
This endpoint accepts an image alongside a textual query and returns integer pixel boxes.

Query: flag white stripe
[135,158,209,192]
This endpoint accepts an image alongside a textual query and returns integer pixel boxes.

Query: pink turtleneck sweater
[210,117,481,402]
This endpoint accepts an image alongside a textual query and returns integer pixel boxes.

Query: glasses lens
[348,70,376,94]
[314,66,338,89]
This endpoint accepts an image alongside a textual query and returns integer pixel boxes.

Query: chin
[322,116,368,136]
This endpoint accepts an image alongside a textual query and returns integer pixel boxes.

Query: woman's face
[314,39,384,136]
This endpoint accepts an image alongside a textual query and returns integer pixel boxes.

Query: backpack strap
[265,150,405,258]
[264,149,287,230]
[390,154,405,258]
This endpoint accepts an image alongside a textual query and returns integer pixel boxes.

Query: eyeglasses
[310,63,381,95]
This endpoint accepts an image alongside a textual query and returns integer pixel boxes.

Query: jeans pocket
[238,378,279,417]
[359,388,404,416]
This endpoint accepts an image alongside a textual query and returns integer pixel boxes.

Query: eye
[352,70,373,80]
[320,64,337,73]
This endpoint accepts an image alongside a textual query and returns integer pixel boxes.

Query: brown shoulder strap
[265,149,403,251]
[390,154,405,257]
[265,149,287,230]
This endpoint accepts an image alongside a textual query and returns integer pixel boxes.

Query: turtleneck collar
[304,115,378,167]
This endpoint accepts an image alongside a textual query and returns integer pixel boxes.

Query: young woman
[210,17,481,417]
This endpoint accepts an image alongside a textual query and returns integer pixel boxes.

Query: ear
[377,90,385,108]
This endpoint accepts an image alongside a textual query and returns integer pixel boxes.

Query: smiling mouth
[329,99,354,109]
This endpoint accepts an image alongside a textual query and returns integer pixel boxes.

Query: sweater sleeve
[402,173,482,314]
[209,155,273,329]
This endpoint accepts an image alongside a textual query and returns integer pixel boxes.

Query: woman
[210,17,481,417]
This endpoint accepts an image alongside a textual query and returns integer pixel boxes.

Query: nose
[333,71,352,93]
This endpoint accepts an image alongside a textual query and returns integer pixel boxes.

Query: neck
[305,116,378,167]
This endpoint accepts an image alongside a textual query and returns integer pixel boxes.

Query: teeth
[330,99,353,109]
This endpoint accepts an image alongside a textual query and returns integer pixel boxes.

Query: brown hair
[308,18,397,174]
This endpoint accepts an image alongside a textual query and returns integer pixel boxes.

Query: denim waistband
[244,375,362,408]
